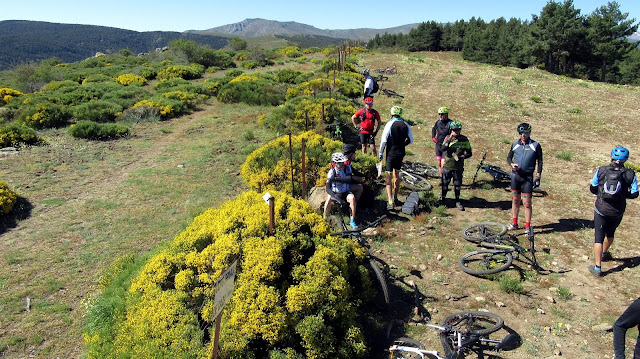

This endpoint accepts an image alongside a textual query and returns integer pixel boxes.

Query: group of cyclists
[321,68,640,358]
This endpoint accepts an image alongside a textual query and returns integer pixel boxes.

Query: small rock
[389,264,398,270]
[537,308,546,315]
[544,326,552,333]
[430,308,439,313]
[475,296,485,302]
[554,349,562,356]
[552,261,558,266]
[177,164,185,168]
[436,254,443,261]
[546,296,556,303]
[582,255,589,261]
[495,301,506,307]
[565,324,572,331]
[591,323,612,331]
[549,287,558,292]
[419,264,427,271]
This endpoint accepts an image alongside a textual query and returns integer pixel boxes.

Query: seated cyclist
[323,152,362,229]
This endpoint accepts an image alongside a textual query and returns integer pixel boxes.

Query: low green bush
[18,100,71,128]
[217,73,285,106]
[132,97,189,119]
[72,100,123,122]
[0,124,45,147]
[68,120,129,140]
[157,65,205,81]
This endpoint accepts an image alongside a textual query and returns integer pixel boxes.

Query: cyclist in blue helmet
[588,146,638,277]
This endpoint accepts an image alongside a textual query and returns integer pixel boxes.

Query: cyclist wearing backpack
[362,69,378,98]
[324,152,362,229]
[588,146,638,277]
[431,106,453,178]
[351,97,381,155]
[506,123,543,235]
[440,121,472,211]
[379,106,413,210]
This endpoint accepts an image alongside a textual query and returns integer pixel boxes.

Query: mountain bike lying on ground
[373,74,389,82]
[402,161,440,179]
[329,211,390,306]
[382,88,405,98]
[389,311,519,359]
[325,122,345,142]
[399,162,435,191]
[472,151,547,196]
[459,222,543,276]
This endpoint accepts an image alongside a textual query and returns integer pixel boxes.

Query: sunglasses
[519,131,530,135]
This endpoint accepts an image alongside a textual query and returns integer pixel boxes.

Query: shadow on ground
[0,196,33,235]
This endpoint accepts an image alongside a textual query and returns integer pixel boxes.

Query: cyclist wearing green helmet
[431,106,453,178]
[506,122,543,235]
[379,106,413,210]
[440,121,472,211]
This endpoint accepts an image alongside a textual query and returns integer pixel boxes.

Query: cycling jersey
[363,76,374,98]
[442,134,472,171]
[326,165,353,194]
[431,119,452,144]
[379,117,413,160]
[354,108,380,134]
[507,139,543,174]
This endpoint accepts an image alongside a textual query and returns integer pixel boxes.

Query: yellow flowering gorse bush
[0,181,17,215]
[241,132,342,195]
[86,191,374,358]
[0,88,24,106]
[115,73,147,86]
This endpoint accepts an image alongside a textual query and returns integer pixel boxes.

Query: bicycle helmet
[364,97,373,104]
[517,122,531,134]
[331,152,348,163]
[362,69,370,76]
[438,106,450,114]
[390,106,403,117]
[449,121,462,130]
[611,146,629,161]
[342,143,357,155]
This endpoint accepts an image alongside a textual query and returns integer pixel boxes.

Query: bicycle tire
[390,337,431,359]
[459,250,513,275]
[441,311,504,337]
[405,162,440,178]
[393,337,425,349]
[462,222,507,243]
[484,164,510,180]
[369,258,390,305]
[399,172,432,191]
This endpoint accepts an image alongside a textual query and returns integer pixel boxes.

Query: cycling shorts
[442,168,464,187]
[386,154,404,172]
[511,171,533,194]
[594,210,623,244]
[359,132,376,145]
[435,143,445,159]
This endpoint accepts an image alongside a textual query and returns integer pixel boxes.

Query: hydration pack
[371,78,379,93]
[599,167,629,201]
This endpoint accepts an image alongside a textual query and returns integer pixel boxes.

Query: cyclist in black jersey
[431,106,452,178]
[588,146,638,277]
[506,123,543,236]
[379,106,413,210]
[613,296,640,359]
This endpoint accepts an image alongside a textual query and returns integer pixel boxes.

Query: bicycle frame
[479,234,540,270]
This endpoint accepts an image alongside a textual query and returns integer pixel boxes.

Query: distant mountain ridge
[0,20,229,71]
[189,18,418,40]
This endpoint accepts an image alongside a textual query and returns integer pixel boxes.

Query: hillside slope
[0,20,229,70]
[1,51,640,358]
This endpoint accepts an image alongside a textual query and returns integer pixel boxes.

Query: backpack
[371,77,379,94]
[599,167,630,201]
[360,108,378,132]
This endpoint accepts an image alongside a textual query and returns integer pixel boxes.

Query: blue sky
[1,0,638,32]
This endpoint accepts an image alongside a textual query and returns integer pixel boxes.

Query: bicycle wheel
[369,258,390,305]
[390,338,434,359]
[399,172,432,191]
[459,250,513,275]
[441,311,504,337]
[462,222,507,243]
[407,162,440,178]
[393,337,425,349]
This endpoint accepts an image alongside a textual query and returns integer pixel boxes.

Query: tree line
[367,1,639,85]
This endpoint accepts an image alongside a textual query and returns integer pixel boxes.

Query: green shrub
[0,124,45,147]
[154,78,190,91]
[119,106,160,123]
[57,82,124,106]
[0,180,17,215]
[530,96,542,103]
[101,86,149,108]
[72,100,123,122]
[555,151,573,162]
[132,97,188,119]
[114,74,147,86]
[0,87,25,106]
[556,286,573,300]
[498,275,525,294]
[139,67,157,80]
[512,77,524,84]
[261,95,357,134]
[82,74,115,84]
[274,69,303,84]
[18,101,71,128]
[225,69,244,78]
[68,120,129,140]
[157,65,205,80]
[567,107,582,114]
[85,191,373,358]
[217,73,285,106]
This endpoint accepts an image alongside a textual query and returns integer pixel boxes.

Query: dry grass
[1,51,640,358]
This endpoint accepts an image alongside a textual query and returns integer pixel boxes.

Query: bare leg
[385,172,393,203]
[347,194,356,220]
[369,143,376,156]
[323,195,334,219]
[593,243,603,267]
[511,192,521,222]
[523,196,532,224]
[393,170,400,200]
[603,236,614,254]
